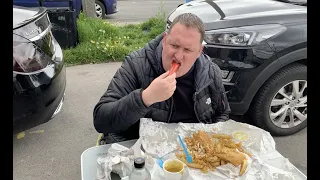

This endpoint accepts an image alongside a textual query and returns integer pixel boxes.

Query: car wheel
[249,63,307,136]
[95,0,106,19]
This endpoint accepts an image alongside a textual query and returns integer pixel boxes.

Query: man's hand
[142,71,176,107]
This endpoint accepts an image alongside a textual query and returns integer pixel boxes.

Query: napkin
[95,139,154,180]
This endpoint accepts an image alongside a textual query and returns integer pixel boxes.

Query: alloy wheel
[269,80,307,128]
[95,3,103,18]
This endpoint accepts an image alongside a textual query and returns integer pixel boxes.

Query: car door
[13,0,72,8]
[13,0,38,7]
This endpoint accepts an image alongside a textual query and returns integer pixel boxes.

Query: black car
[13,6,66,135]
[166,0,307,136]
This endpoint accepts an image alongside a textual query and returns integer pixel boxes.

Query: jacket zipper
[193,92,200,122]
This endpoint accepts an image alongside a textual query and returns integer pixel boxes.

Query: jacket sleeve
[215,91,231,122]
[212,65,231,122]
[93,55,150,134]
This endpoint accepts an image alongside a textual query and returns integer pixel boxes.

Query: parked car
[13,0,118,19]
[166,0,307,136]
[13,6,66,135]
[95,0,118,18]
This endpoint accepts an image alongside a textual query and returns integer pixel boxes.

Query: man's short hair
[168,13,205,43]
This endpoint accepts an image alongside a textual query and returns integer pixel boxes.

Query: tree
[81,0,95,18]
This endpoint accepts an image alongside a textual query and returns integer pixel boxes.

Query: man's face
[162,23,204,78]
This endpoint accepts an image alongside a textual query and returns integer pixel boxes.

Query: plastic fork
[157,159,164,168]
[178,135,193,163]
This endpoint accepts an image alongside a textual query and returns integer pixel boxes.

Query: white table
[81,139,307,180]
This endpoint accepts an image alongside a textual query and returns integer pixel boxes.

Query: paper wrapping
[96,118,306,180]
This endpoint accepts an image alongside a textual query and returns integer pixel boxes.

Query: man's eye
[171,44,178,48]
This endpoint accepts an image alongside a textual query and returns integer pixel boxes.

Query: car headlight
[204,24,287,46]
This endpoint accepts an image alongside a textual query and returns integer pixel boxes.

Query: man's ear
[162,31,168,44]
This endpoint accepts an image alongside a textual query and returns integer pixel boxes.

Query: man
[93,13,231,143]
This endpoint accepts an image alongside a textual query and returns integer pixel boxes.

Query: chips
[175,130,250,176]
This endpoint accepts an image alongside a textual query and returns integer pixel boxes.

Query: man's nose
[174,49,183,61]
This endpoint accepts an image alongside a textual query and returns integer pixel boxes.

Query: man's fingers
[169,79,177,86]
[170,84,177,93]
[169,72,176,79]
[164,72,176,82]
[158,71,169,79]
[168,79,176,91]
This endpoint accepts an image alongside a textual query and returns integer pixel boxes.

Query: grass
[62,11,166,66]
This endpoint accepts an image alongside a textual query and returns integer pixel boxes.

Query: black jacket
[93,33,231,138]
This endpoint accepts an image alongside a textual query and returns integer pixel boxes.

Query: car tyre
[249,63,307,136]
[95,0,106,19]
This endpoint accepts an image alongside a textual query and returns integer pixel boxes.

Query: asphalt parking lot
[13,63,307,180]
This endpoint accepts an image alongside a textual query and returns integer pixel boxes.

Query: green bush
[62,12,166,66]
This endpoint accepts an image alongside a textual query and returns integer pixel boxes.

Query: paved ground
[13,63,307,180]
[106,0,185,24]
